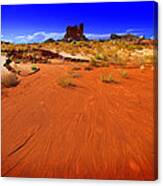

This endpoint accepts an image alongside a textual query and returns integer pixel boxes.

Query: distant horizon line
[1,31,155,44]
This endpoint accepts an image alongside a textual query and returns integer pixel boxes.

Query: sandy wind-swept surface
[1,63,157,180]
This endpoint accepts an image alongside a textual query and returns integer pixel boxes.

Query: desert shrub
[103,54,109,61]
[95,53,103,60]
[31,64,38,71]
[67,71,74,76]
[81,41,91,48]
[138,56,145,66]
[112,53,127,66]
[57,77,75,88]
[127,44,143,51]
[140,64,145,71]
[70,50,76,56]
[84,66,93,71]
[144,55,154,64]
[67,71,81,78]
[100,61,110,67]
[72,66,81,71]
[90,58,109,67]
[75,41,82,47]
[99,74,116,83]
[70,41,76,45]
[90,57,100,67]
[95,53,108,61]
[71,73,81,78]
[120,70,128,78]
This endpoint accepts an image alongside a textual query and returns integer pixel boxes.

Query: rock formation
[110,34,143,42]
[139,39,157,46]
[64,23,88,42]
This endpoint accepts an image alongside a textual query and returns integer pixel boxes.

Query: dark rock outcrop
[44,38,56,43]
[138,39,157,46]
[64,23,88,42]
[1,41,12,45]
[110,34,143,42]
[6,48,59,64]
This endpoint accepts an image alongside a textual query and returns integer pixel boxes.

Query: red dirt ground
[1,63,157,180]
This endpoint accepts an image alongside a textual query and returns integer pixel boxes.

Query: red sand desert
[1,62,157,180]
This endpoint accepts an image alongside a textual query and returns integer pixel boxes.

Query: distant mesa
[110,33,144,42]
[110,34,157,45]
[64,23,88,42]
[139,39,157,46]
[44,38,56,43]
[1,41,12,45]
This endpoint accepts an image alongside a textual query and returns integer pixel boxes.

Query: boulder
[1,68,21,87]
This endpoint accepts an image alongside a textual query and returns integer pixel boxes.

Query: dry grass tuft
[57,77,76,88]
[90,57,100,67]
[72,66,81,71]
[99,74,117,84]
[67,71,81,78]
[71,73,81,78]
[84,66,93,71]
[120,70,129,78]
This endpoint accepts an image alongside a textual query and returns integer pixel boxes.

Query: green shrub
[31,64,38,71]
[95,53,103,60]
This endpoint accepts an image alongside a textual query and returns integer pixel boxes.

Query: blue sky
[1,1,158,43]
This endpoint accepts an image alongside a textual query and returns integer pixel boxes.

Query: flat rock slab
[42,48,90,62]
[59,52,90,62]
[18,67,40,76]
[12,63,38,72]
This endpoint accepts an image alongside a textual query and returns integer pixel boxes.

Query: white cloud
[126,29,135,33]
[1,34,13,43]
[86,33,110,40]
[125,28,142,34]
[14,31,65,43]
[1,38,13,43]
[150,35,155,40]
[125,28,145,36]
